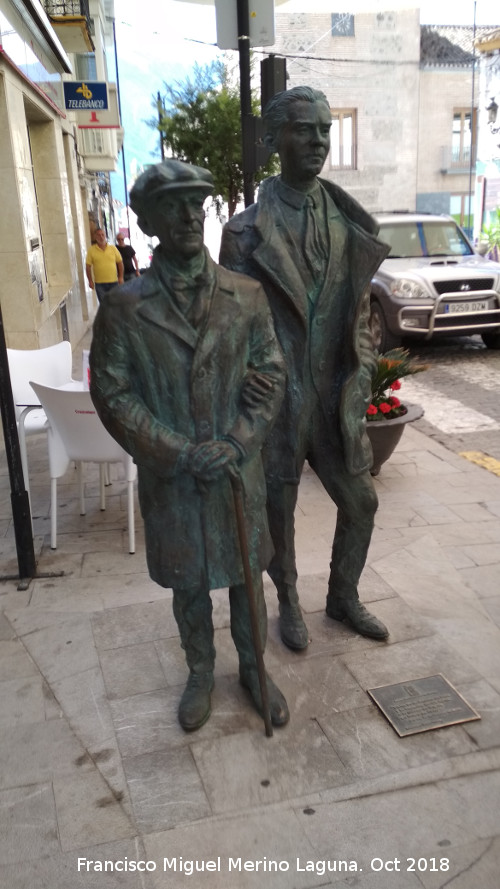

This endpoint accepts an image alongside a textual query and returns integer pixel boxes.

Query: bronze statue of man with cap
[220,86,391,649]
[89,159,289,731]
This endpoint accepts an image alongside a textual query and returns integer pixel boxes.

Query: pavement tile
[445,771,500,839]
[459,564,500,599]
[416,836,500,889]
[0,612,16,639]
[91,600,178,650]
[295,782,477,860]
[122,747,211,833]
[461,542,500,566]
[110,677,261,759]
[0,783,59,866]
[53,771,134,851]
[458,679,500,751]
[317,704,476,781]
[0,838,157,888]
[100,641,167,700]
[50,665,116,752]
[18,614,98,683]
[0,639,38,680]
[190,721,349,815]
[0,718,94,788]
[39,528,128,555]
[341,635,482,691]
[0,675,48,727]
[278,654,368,719]
[144,809,330,889]
[82,548,149,576]
[482,596,500,629]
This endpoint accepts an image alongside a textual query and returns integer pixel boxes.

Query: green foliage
[151,60,278,217]
[481,207,500,251]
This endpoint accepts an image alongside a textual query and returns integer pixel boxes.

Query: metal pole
[237,0,254,207]
[112,20,132,241]
[0,303,36,580]
[230,472,273,737]
[157,91,165,161]
[467,0,477,239]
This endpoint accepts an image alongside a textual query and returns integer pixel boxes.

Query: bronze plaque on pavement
[367,674,480,737]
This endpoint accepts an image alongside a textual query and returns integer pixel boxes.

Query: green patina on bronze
[220,86,392,645]
[89,159,289,731]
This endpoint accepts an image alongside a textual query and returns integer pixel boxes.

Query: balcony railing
[440,144,476,173]
[42,0,94,52]
[43,0,91,22]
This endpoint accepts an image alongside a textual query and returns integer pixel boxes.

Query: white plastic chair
[30,382,137,554]
[7,342,73,501]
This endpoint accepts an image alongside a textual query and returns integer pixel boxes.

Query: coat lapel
[135,267,199,349]
[251,179,309,326]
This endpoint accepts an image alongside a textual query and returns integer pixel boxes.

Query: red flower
[367,404,378,416]
[379,402,392,414]
[391,380,401,391]
[388,396,401,407]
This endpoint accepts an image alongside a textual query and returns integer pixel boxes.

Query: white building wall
[274,9,421,212]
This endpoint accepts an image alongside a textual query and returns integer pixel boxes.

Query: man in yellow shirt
[86,228,124,302]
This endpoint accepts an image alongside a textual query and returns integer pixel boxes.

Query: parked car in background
[370,213,500,352]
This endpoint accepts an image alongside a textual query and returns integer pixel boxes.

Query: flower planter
[367,402,424,476]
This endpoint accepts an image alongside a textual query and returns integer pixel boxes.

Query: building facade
[0,0,122,349]
[273,10,490,236]
[475,27,500,245]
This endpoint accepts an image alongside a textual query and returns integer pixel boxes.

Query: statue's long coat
[89,253,285,590]
[220,177,390,480]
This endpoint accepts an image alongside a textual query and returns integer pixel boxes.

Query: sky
[111,0,500,203]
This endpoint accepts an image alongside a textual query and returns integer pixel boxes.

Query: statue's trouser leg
[228,570,267,672]
[229,572,290,726]
[307,412,378,601]
[171,586,216,674]
[266,481,301,605]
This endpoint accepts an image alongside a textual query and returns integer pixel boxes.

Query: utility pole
[236,0,254,207]
[157,91,165,161]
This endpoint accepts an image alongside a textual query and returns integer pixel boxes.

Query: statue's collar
[275,176,323,210]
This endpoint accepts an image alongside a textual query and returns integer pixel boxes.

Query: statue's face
[146,190,206,259]
[277,100,332,187]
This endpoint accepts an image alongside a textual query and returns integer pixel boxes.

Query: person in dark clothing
[116,234,140,281]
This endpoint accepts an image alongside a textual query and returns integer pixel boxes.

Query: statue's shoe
[178,671,214,731]
[279,601,309,650]
[326,597,389,640]
[240,667,290,726]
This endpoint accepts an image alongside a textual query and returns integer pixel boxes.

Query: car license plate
[444,300,488,314]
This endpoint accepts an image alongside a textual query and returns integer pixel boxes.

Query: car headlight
[390,278,430,300]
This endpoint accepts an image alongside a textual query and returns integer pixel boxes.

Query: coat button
[197,368,206,379]
[199,420,210,433]
[315,316,325,326]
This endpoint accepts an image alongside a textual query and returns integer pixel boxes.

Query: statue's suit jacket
[219,176,390,480]
[89,250,285,590]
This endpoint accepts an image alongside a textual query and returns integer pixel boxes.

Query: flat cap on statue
[130,160,214,218]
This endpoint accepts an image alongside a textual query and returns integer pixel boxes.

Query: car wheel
[481,331,500,349]
[369,300,401,352]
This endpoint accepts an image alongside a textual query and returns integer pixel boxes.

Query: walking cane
[229,470,273,738]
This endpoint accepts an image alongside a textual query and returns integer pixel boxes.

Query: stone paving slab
[1,360,500,888]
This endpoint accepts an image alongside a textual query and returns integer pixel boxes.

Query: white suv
[370,213,500,351]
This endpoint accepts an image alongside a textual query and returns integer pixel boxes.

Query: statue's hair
[263,86,330,149]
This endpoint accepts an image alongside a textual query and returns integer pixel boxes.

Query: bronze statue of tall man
[220,86,391,649]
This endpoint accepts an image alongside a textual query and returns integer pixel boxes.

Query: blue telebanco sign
[63,81,108,111]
